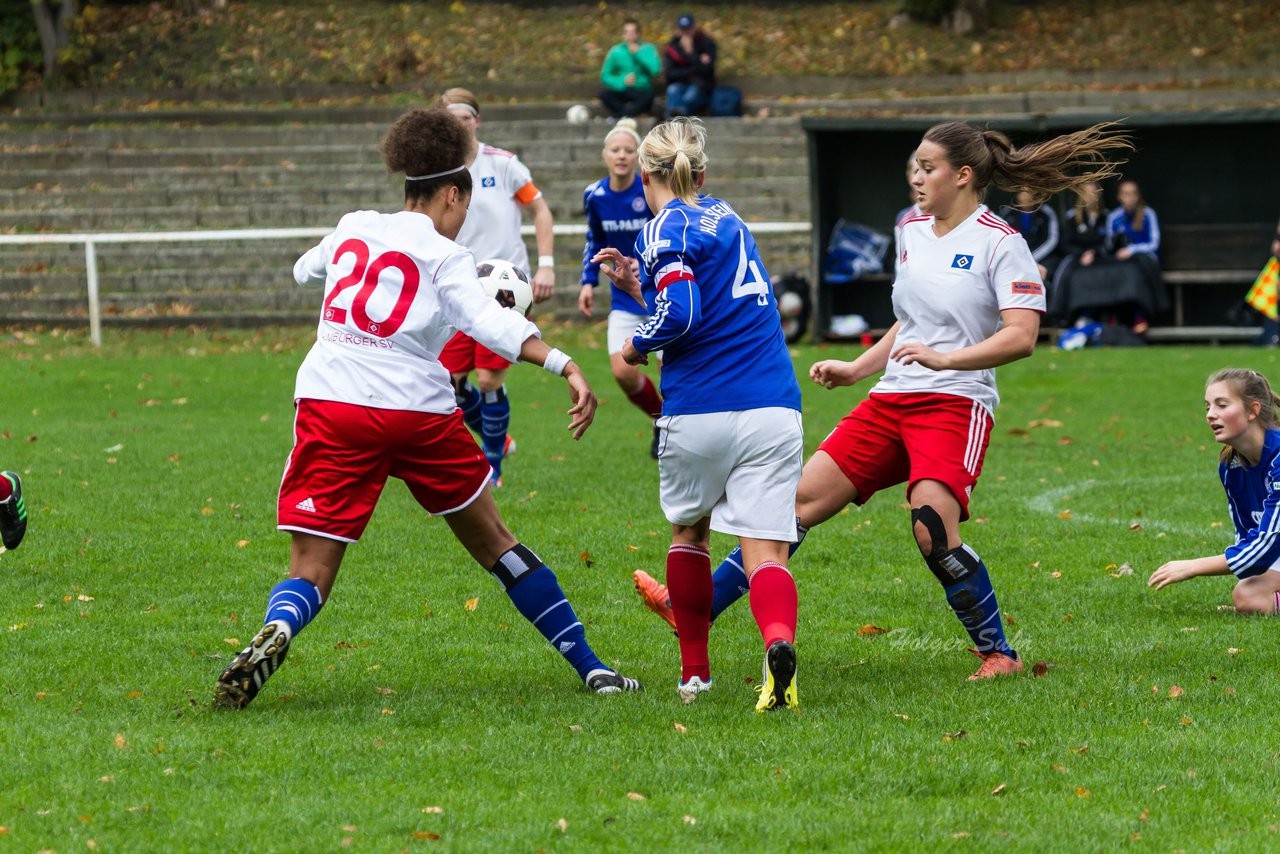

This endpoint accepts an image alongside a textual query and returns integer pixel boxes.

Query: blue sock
[937,545,1015,658]
[481,385,510,480]
[490,543,606,681]
[264,578,324,637]
[455,378,482,433]
[709,521,807,621]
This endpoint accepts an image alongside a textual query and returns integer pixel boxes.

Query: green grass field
[3,325,1280,851]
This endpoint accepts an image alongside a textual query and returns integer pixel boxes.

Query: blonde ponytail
[638,117,708,206]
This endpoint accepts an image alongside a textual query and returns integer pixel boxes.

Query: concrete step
[0,117,803,150]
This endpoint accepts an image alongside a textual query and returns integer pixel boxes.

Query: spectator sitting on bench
[662,12,716,119]
[1049,179,1167,340]
[1000,189,1062,281]
[1048,180,1110,324]
[599,19,662,120]
[1105,179,1166,335]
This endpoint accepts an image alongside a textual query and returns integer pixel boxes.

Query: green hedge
[0,0,41,98]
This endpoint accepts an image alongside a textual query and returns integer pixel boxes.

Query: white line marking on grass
[1025,477,1211,536]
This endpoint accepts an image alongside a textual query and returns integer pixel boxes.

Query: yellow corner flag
[1246,257,1280,321]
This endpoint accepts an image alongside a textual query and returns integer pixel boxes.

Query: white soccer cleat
[677,675,713,703]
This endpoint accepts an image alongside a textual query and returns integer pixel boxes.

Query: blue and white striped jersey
[580,175,654,315]
[631,195,800,416]
[1221,428,1280,578]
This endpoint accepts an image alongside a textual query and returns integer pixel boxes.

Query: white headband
[405,164,467,181]
[605,125,642,146]
[446,103,479,117]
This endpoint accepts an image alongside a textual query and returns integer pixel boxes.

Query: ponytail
[638,117,708,206]
[924,121,1133,206]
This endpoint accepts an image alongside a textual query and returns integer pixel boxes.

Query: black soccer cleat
[213,620,291,710]
[755,639,798,712]
[585,668,644,694]
[0,472,27,551]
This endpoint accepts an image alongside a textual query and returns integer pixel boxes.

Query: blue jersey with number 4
[632,195,800,416]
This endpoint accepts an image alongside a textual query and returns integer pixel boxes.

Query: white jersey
[454,143,541,274]
[292,209,539,414]
[873,204,1045,414]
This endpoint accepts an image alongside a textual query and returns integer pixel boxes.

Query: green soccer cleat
[0,472,27,551]
[754,640,798,713]
[213,620,292,710]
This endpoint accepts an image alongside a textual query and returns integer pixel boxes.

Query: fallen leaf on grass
[375,687,395,696]
[1075,787,1091,798]
[412,831,440,840]
[114,734,127,749]
[1228,647,1240,655]
[1058,510,1073,520]
[626,791,646,801]
[568,724,582,733]
[235,540,250,549]
[952,831,969,839]
[673,722,687,733]
[224,638,240,646]
[1179,717,1193,725]
[1051,763,1067,773]
[103,443,124,453]
[991,783,1006,796]
[342,825,358,832]
[942,729,967,742]
[683,815,697,825]
[422,806,443,814]
[1032,661,1049,677]
[77,594,95,602]
[1139,808,1149,822]
[464,598,478,611]
[1028,419,1063,428]
[856,624,887,636]
[556,818,568,833]
[1168,685,1184,698]
[893,713,910,720]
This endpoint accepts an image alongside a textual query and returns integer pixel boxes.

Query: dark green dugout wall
[802,109,1280,335]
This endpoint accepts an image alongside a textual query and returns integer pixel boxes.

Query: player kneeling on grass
[1148,369,1280,612]
[634,120,1133,679]
[594,117,802,712]
[213,108,641,710]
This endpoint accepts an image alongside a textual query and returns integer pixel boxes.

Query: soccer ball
[566,104,591,124]
[777,286,811,343]
[477,259,534,316]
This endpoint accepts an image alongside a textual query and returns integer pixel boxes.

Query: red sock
[626,374,663,420]
[0,475,12,502]
[666,544,712,682]
[748,562,797,648]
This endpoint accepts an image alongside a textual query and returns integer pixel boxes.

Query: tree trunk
[29,0,78,78]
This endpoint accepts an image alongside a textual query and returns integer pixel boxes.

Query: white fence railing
[0,221,812,347]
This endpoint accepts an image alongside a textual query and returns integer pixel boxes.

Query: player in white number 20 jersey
[214,108,641,709]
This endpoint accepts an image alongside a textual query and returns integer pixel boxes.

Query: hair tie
[405,164,467,181]
[445,103,479,117]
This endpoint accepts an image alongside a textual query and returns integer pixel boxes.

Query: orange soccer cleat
[632,569,677,631]
[966,648,1024,680]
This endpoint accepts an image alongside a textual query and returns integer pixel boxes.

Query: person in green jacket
[599,19,661,119]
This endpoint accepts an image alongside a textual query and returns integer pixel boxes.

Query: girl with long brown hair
[1148,369,1280,613]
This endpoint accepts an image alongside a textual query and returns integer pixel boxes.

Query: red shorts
[277,398,491,542]
[817,392,992,520]
[439,331,512,373]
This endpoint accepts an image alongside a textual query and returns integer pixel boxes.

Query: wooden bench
[1161,223,1273,328]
